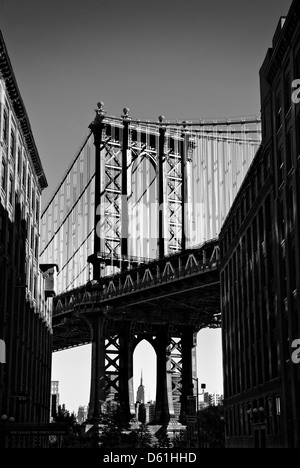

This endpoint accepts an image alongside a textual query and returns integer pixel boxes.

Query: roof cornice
[265,0,300,84]
[0,30,48,191]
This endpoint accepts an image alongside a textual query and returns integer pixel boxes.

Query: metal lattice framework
[40,105,261,293]
[102,129,122,258]
[40,105,262,424]
[166,142,183,252]
[170,335,183,416]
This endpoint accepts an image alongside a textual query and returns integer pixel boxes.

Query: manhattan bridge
[40,103,261,426]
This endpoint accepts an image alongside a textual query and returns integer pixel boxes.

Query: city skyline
[52,329,222,415]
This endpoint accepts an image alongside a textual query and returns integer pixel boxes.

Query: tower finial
[95,101,106,119]
[89,101,106,130]
[122,107,131,120]
[140,369,143,386]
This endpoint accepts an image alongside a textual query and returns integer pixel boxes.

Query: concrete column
[153,326,175,424]
[180,327,197,423]
[83,312,106,421]
[118,322,135,423]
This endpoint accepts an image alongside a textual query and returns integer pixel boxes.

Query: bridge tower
[45,103,260,428]
[84,103,199,425]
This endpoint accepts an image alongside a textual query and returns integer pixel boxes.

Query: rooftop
[0,30,48,191]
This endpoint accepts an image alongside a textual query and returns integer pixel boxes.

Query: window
[279,201,285,242]
[32,188,35,212]
[31,227,34,251]
[10,130,15,160]
[286,130,293,173]
[2,109,8,142]
[284,72,291,114]
[30,267,34,292]
[275,92,282,132]
[36,199,39,223]
[27,174,31,200]
[1,160,6,190]
[17,148,22,175]
[287,186,295,232]
[22,162,26,187]
[33,275,37,299]
[35,234,39,259]
[28,266,31,293]
[278,146,284,186]
[8,176,13,205]
[27,224,31,248]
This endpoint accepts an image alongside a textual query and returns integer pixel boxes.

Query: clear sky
[1,0,293,414]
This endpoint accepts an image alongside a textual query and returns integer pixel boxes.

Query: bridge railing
[53,240,220,316]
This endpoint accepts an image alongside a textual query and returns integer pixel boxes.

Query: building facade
[0,30,52,425]
[220,0,300,448]
[203,392,223,407]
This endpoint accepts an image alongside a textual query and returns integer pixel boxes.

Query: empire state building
[136,371,145,403]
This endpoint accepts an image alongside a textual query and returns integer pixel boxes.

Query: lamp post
[191,377,199,412]
[190,379,206,448]
[195,382,206,448]
[1,414,15,448]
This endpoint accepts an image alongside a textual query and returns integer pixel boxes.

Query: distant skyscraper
[77,405,88,424]
[136,371,145,403]
[51,381,60,419]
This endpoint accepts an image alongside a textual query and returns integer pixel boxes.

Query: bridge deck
[52,240,221,351]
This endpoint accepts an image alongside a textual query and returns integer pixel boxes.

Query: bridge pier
[179,328,198,423]
[153,326,175,424]
[81,312,106,421]
[118,323,135,422]
[53,240,221,428]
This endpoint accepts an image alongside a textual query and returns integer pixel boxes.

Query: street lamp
[1,414,15,423]
[191,378,199,412]
[1,414,15,448]
[191,378,206,412]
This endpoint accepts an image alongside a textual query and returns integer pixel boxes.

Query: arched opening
[129,153,158,259]
[197,328,223,407]
[51,344,91,418]
[133,339,157,423]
